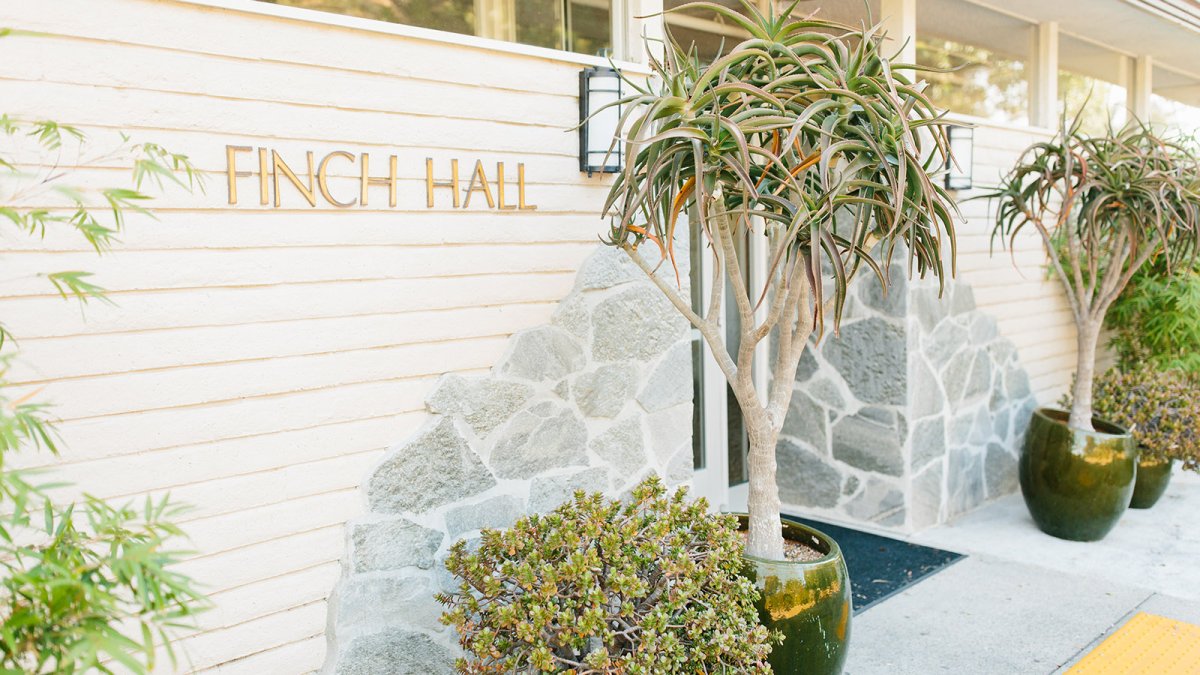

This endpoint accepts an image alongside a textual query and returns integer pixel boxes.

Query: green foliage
[1107,259,1200,373]
[1061,368,1200,471]
[601,0,960,332]
[0,470,206,673]
[438,477,777,673]
[0,28,208,671]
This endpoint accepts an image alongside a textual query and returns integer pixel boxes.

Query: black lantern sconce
[579,66,623,176]
[945,125,975,190]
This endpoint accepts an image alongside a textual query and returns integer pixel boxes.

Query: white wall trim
[171,0,654,75]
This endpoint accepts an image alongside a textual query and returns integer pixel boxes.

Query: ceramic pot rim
[731,512,843,568]
[1033,407,1130,439]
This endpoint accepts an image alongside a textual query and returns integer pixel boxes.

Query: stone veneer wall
[777,262,1039,532]
[321,247,693,673]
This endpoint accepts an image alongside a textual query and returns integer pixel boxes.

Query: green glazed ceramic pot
[1130,453,1174,509]
[737,514,852,675]
[1019,408,1137,541]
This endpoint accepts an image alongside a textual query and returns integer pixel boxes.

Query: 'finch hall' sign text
[225,146,537,210]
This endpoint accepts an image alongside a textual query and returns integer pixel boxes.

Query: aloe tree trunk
[1069,320,1101,431]
[625,216,816,561]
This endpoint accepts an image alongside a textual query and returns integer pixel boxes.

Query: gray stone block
[368,419,495,514]
[500,326,585,382]
[912,285,951,332]
[795,347,820,383]
[941,350,974,404]
[335,629,455,675]
[335,575,443,637]
[782,391,827,453]
[426,375,534,436]
[985,442,1019,498]
[843,477,905,525]
[553,379,570,400]
[777,439,843,508]
[1013,397,1037,442]
[969,407,993,446]
[637,341,692,412]
[910,415,947,469]
[807,375,847,409]
[573,364,637,418]
[666,445,694,484]
[987,338,1016,368]
[993,408,1010,439]
[552,293,590,340]
[443,495,525,538]
[831,410,904,476]
[843,474,861,496]
[645,405,692,462]
[924,319,968,368]
[592,286,685,362]
[1004,364,1032,399]
[859,262,907,317]
[964,345,993,398]
[910,461,944,530]
[950,282,976,315]
[946,448,985,517]
[581,246,638,289]
[968,313,998,345]
[490,407,588,479]
[589,418,647,478]
[352,519,443,573]
[949,410,975,447]
[823,317,906,405]
[910,358,945,420]
[528,467,610,513]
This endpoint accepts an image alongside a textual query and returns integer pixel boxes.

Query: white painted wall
[0,0,627,670]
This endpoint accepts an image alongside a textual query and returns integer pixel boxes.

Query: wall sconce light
[579,66,623,176]
[945,125,974,190]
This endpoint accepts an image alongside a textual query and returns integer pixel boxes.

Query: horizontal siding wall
[951,120,1077,405]
[0,0,618,670]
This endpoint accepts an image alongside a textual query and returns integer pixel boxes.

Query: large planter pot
[1019,407,1137,541]
[737,514,851,675]
[1130,454,1174,509]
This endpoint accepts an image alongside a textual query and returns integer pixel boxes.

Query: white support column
[629,0,665,64]
[1128,55,1154,120]
[880,0,917,64]
[474,0,515,43]
[1031,21,1059,129]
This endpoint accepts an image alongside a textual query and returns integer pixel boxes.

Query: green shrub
[1062,368,1200,470]
[437,477,776,673]
[1107,261,1200,374]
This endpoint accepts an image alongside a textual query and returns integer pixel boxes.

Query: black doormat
[785,515,965,615]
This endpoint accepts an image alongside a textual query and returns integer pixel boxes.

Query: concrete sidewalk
[844,472,1200,674]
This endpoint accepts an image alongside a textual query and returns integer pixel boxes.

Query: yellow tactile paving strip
[1068,612,1200,674]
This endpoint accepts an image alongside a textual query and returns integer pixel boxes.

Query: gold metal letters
[226,147,535,210]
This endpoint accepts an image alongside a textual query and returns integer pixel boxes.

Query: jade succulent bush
[437,477,777,673]
[1061,369,1200,470]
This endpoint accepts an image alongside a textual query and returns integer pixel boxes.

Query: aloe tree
[600,2,960,560]
[986,119,1200,432]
